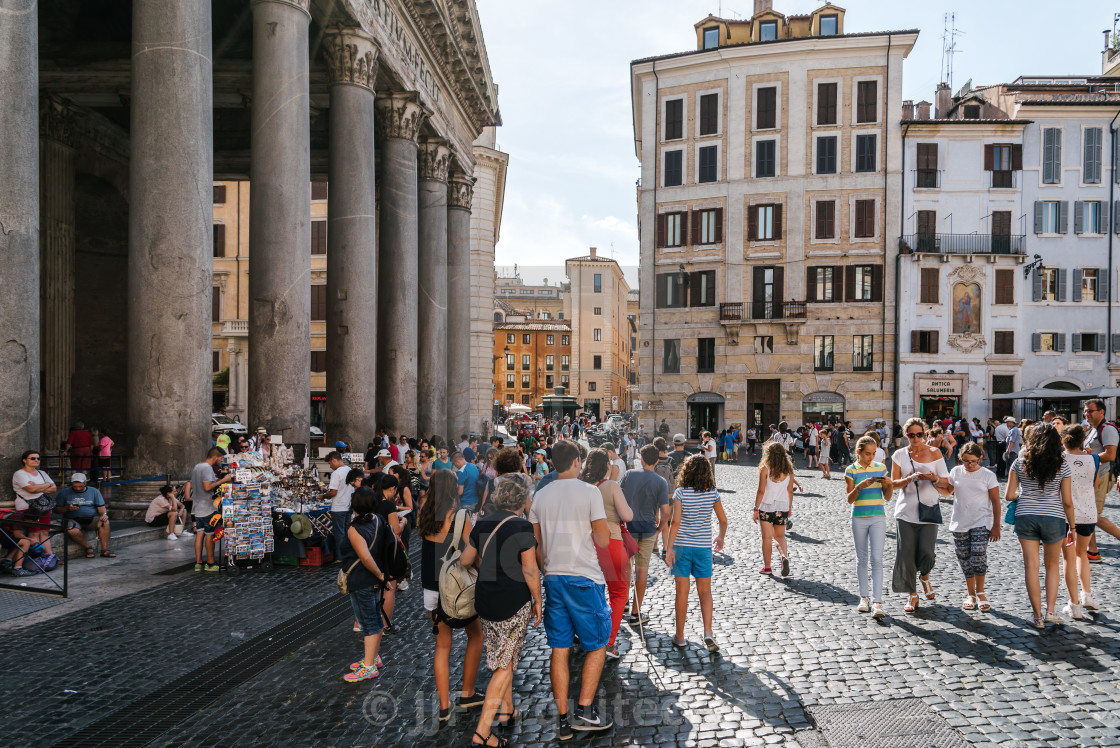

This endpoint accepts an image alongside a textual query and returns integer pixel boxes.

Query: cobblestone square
[4,461,1120,747]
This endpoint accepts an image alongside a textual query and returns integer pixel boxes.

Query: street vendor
[191,447,233,572]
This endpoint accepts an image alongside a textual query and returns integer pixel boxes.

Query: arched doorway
[1039,380,1081,423]
[802,392,845,426]
[687,392,724,439]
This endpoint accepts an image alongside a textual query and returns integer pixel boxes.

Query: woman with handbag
[1005,423,1075,628]
[891,418,952,613]
[459,473,541,747]
[12,450,58,558]
[581,448,634,660]
[417,470,484,722]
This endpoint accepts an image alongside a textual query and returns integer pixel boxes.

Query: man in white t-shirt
[700,431,717,473]
[1083,399,1120,562]
[530,439,613,737]
[320,452,354,562]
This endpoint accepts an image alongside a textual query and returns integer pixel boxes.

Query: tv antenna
[940,13,964,89]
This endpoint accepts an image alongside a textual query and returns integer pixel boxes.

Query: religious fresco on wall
[952,282,981,335]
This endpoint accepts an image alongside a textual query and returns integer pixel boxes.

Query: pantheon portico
[0,0,503,488]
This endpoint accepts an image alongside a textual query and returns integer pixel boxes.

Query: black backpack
[372,514,411,585]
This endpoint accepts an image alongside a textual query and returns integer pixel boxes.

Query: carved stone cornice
[375,92,428,143]
[322,26,379,93]
[419,138,452,182]
[39,93,81,148]
[448,174,475,210]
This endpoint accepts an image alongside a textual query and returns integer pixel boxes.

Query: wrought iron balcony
[900,233,1024,255]
[719,302,743,321]
[750,301,807,321]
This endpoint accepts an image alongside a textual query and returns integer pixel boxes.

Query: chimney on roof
[902,99,914,120]
[935,82,952,119]
[754,0,772,16]
[589,247,597,258]
[916,101,931,120]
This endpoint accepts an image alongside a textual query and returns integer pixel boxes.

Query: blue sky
[476,0,1118,288]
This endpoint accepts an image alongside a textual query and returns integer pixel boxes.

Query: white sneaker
[871,602,885,619]
[167,533,178,541]
[397,580,409,591]
[1082,592,1099,611]
[1062,603,1084,620]
[180,530,194,536]
[857,597,871,613]
[1044,612,1065,624]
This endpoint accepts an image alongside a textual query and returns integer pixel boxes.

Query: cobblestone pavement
[6,460,1120,747]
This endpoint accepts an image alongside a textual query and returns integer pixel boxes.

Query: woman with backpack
[339,487,392,682]
[458,473,541,747]
[365,473,406,634]
[417,470,484,721]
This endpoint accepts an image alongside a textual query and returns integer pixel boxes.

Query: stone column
[38,94,77,451]
[446,172,474,440]
[374,92,426,438]
[323,27,379,448]
[248,0,311,449]
[417,138,451,439]
[128,0,213,476]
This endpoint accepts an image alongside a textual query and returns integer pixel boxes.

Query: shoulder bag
[908,452,943,524]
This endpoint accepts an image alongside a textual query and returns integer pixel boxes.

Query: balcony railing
[913,169,940,188]
[751,300,807,321]
[719,302,743,321]
[901,233,1025,255]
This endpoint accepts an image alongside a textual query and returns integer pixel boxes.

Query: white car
[211,413,248,437]
[310,426,324,441]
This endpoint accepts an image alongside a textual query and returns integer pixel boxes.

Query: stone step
[51,520,174,560]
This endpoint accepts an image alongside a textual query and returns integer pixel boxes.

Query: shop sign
[345,453,365,465]
[917,377,963,396]
[311,394,326,402]
[802,392,844,404]
[235,469,253,484]
[686,392,725,404]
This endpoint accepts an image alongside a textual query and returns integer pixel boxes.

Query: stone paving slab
[7,461,1120,747]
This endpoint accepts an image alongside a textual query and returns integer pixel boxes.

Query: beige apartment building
[565,250,633,417]
[631,1,915,438]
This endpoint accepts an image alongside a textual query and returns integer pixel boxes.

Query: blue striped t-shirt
[1011,457,1071,521]
[673,487,721,548]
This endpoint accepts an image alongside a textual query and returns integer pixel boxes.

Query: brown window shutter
[911,330,920,352]
[774,266,785,305]
[814,202,825,238]
[691,210,701,245]
[748,206,758,241]
[807,267,818,301]
[688,270,701,307]
[213,185,227,204]
[774,203,783,240]
[213,224,225,258]
[871,265,883,302]
[931,331,940,354]
[656,274,668,307]
[1012,144,1023,171]
[984,144,994,171]
[844,265,856,302]
[312,182,328,200]
[714,208,724,243]
[656,214,666,248]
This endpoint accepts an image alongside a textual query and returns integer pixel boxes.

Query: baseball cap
[70,473,88,484]
[673,433,686,445]
[376,449,391,458]
[334,440,348,449]
[1004,416,1016,423]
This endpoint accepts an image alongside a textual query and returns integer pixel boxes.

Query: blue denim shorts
[671,545,713,579]
[1014,514,1066,545]
[542,575,610,651]
[349,586,384,636]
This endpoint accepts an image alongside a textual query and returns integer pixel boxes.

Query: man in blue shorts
[530,439,613,740]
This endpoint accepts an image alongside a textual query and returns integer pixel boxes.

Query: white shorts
[423,588,440,612]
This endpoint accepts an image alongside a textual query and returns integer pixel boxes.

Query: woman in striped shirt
[1006,422,1075,628]
[845,436,893,618]
[666,454,728,653]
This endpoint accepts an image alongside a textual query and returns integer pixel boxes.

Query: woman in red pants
[580,449,633,660]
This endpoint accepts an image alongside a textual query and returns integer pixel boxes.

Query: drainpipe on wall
[1109,108,1120,368]
[896,122,910,423]
[882,33,892,396]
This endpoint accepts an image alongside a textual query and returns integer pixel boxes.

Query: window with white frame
[699,209,718,244]
[1081,269,1099,301]
[755,205,775,240]
[1042,201,1062,233]
[593,328,602,341]
[665,212,683,247]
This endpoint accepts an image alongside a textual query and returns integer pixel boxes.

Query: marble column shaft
[248,0,311,448]
[324,28,379,447]
[375,92,426,439]
[446,174,474,440]
[39,96,77,451]
[128,0,213,476]
[417,139,451,439]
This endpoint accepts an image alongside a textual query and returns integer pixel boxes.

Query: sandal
[904,594,920,613]
[977,593,991,612]
[920,577,935,600]
[473,731,509,747]
[496,709,521,727]
[962,596,976,611]
[100,550,117,558]
[84,548,95,559]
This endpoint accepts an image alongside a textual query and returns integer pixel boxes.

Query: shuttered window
[844,264,883,302]
[807,266,840,302]
[311,220,327,255]
[854,200,875,238]
[212,287,221,321]
[816,136,837,174]
[816,82,837,125]
[1084,127,1103,183]
[814,201,835,239]
[656,212,686,248]
[755,140,776,178]
[665,99,683,140]
[698,145,718,183]
[655,273,684,308]
[213,351,221,373]
[911,330,939,354]
[213,185,227,204]
[311,284,327,321]
[311,351,326,372]
[748,204,782,241]
[756,87,777,129]
[916,143,938,187]
[699,93,719,136]
[688,269,717,307]
[995,269,1015,305]
[664,150,683,187]
[920,268,939,304]
[311,182,328,200]
[855,134,876,172]
[1042,128,1062,184]
[213,224,226,258]
[697,338,716,373]
[993,331,1014,355]
[696,208,723,245]
[856,80,877,123]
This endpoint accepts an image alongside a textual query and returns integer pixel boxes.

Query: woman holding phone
[891,418,953,612]
[845,436,893,618]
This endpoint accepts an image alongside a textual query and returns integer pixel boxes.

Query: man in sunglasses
[1083,399,1120,563]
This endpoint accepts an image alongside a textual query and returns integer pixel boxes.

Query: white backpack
[437,509,514,626]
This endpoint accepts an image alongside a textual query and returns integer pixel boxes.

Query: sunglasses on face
[962,459,980,466]
[906,432,925,439]
[27,457,40,461]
